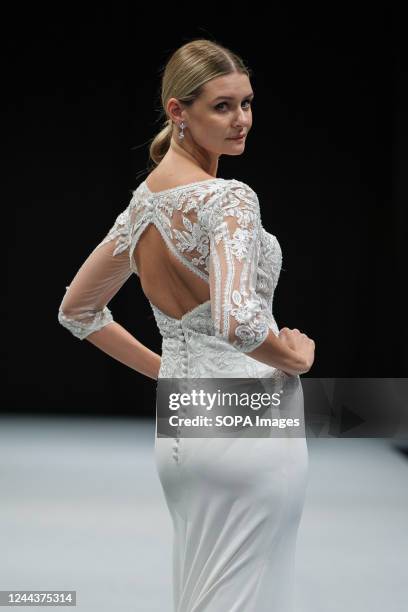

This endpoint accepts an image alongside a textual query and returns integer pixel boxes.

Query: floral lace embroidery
[128,181,227,280]
[57,303,114,340]
[207,183,272,352]
[97,206,132,256]
[58,179,282,360]
[57,202,134,340]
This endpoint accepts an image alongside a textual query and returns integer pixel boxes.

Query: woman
[58,38,315,612]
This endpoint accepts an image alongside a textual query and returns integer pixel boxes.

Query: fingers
[280,327,302,335]
[279,327,314,344]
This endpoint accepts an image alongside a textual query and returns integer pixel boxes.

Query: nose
[233,106,250,129]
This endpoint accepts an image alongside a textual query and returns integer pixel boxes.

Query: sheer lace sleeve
[57,204,133,340]
[208,181,270,353]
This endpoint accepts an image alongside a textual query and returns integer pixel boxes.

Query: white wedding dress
[58,177,309,611]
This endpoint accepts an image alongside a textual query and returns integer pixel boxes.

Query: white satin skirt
[155,423,309,612]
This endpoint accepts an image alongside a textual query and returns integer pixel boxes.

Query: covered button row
[172,376,189,460]
[177,326,188,375]
[173,326,188,459]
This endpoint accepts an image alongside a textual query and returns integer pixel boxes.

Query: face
[167,72,254,156]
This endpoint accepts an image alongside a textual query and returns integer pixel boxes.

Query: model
[58,38,315,612]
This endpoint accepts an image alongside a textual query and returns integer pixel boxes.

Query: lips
[229,134,246,139]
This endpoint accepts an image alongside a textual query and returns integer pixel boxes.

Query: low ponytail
[148,118,173,169]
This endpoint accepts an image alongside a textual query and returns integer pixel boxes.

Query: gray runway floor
[0,417,407,611]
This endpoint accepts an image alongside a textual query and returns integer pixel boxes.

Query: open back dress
[58,177,309,612]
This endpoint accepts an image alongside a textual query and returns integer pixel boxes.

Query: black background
[5,4,407,415]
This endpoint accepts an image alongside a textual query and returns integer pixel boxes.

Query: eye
[215,99,253,112]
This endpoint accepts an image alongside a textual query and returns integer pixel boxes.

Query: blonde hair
[147,38,252,170]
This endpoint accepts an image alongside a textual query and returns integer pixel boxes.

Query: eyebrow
[212,92,254,102]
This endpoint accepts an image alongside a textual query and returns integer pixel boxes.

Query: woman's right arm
[208,182,315,376]
[57,201,161,380]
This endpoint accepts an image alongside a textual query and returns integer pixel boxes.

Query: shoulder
[201,179,260,231]
[217,179,259,216]
[221,179,258,200]
[199,178,258,204]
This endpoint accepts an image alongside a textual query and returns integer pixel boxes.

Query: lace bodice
[57,177,283,357]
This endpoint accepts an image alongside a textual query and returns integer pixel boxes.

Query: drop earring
[178,121,185,141]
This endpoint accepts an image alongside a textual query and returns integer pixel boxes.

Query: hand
[279,327,315,373]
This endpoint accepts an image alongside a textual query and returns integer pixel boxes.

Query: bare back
[133,169,215,320]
